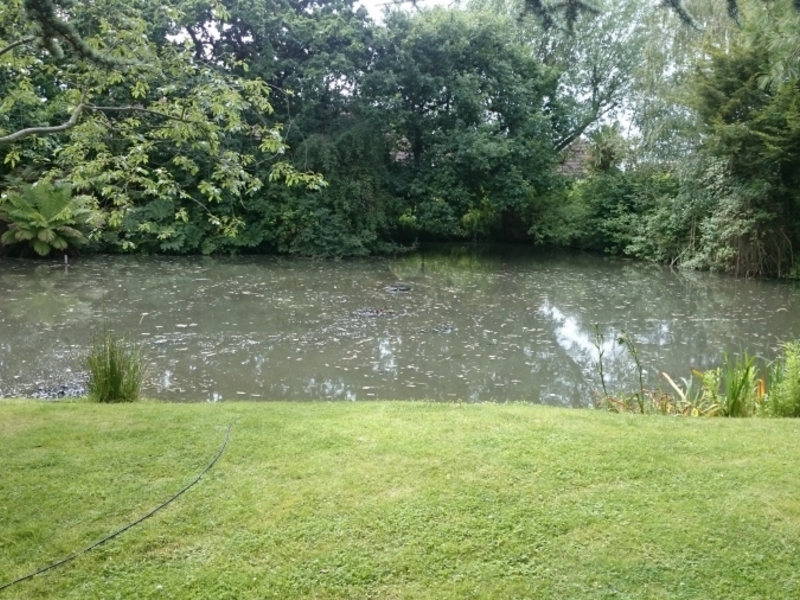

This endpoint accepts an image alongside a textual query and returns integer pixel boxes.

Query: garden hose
[0,422,234,592]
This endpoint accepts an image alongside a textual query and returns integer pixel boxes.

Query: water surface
[1,247,799,405]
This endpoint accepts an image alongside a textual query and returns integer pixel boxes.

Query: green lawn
[2,400,799,599]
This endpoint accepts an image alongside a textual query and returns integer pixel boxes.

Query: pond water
[1,246,799,406]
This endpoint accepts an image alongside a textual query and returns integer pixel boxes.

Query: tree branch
[553,102,618,153]
[87,105,192,122]
[24,0,140,67]
[0,36,36,59]
[0,102,85,144]
[554,120,593,154]
[0,100,198,144]
[185,26,207,61]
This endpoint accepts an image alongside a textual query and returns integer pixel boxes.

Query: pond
[1,246,799,406]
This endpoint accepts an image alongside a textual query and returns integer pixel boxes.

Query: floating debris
[350,308,397,318]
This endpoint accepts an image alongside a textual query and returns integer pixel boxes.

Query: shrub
[85,329,147,403]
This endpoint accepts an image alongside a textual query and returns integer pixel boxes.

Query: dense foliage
[0,0,324,256]
[3,0,800,277]
[369,10,566,242]
[570,0,800,278]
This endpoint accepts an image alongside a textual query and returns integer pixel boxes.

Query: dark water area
[1,246,799,406]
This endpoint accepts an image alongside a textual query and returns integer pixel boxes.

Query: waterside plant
[767,341,800,417]
[594,328,800,418]
[84,328,147,403]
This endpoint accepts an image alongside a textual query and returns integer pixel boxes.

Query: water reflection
[1,247,799,405]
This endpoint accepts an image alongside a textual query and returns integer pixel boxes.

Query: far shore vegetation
[3,400,800,599]
[4,0,800,279]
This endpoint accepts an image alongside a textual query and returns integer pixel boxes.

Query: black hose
[0,422,234,592]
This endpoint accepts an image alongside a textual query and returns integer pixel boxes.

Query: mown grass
[2,400,800,599]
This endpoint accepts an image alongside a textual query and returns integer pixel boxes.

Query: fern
[0,183,92,256]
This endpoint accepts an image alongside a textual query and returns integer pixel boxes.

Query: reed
[617,332,645,413]
[718,352,756,416]
[84,328,146,403]
[767,341,800,417]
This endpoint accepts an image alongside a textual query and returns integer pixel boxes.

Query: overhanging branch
[0,102,198,144]
[0,102,85,144]
[87,105,192,123]
[0,36,36,59]
[554,102,618,153]
[23,0,140,67]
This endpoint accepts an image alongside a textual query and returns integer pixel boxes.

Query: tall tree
[169,0,400,256]
[0,0,322,253]
[521,0,795,30]
[366,8,564,241]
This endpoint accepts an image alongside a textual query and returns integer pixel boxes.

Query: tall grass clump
[84,329,146,403]
[767,341,800,417]
[720,351,761,417]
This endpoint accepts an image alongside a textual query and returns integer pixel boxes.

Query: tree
[576,0,800,277]
[680,7,800,276]
[533,0,650,151]
[0,0,323,254]
[366,8,565,241]
[164,0,402,256]
[521,0,795,31]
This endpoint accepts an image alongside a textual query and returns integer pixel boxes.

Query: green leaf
[38,229,56,243]
[32,240,51,256]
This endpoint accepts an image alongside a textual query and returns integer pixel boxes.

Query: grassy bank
[2,400,800,599]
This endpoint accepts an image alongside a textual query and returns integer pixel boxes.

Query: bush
[85,329,147,403]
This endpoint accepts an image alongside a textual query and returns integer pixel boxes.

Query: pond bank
[3,400,799,599]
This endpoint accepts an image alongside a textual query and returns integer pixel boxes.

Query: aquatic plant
[720,352,761,417]
[594,332,781,418]
[766,342,800,417]
[599,392,643,414]
[598,382,722,417]
[660,371,722,416]
[617,331,645,412]
[85,328,146,403]
[596,331,649,413]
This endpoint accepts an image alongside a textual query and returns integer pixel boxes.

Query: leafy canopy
[0,0,324,252]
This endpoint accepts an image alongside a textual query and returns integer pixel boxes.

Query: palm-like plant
[0,183,91,256]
